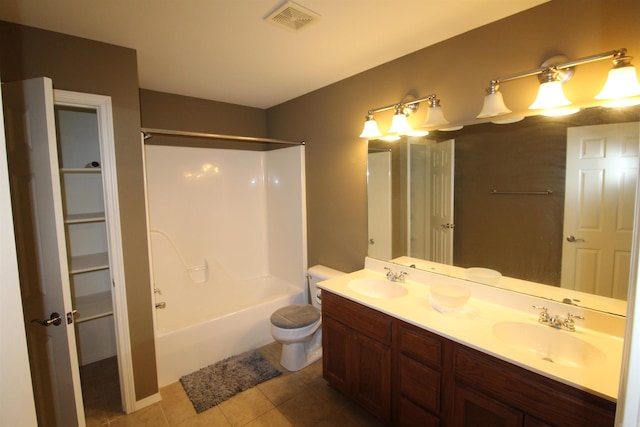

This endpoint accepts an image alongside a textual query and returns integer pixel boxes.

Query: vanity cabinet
[321,291,616,427]
[322,291,392,423]
[394,321,443,427]
[452,345,615,427]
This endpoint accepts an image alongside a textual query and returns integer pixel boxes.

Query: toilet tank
[307,265,345,309]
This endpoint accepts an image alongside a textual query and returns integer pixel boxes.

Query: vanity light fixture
[388,105,413,135]
[359,93,451,139]
[477,48,640,119]
[359,113,383,139]
[595,53,640,107]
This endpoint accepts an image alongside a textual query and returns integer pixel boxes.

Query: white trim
[616,122,640,427]
[54,90,136,414]
[134,392,162,412]
[140,134,160,378]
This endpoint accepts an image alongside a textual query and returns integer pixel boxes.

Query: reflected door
[368,151,392,260]
[561,122,640,299]
[408,141,429,259]
[429,139,454,265]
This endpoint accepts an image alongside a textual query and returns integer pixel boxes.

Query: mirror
[367,105,640,314]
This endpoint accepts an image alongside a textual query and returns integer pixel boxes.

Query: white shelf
[70,252,109,274]
[60,167,102,174]
[75,291,113,323]
[65,212,106,224]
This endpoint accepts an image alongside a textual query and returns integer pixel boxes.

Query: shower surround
[144,143,307,386]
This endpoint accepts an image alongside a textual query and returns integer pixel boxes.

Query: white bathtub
[155,274,303,387]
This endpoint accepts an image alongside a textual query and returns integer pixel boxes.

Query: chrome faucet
[532,305,583,331]
[384,267,407,283]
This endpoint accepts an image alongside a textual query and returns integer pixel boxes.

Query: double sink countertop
[317,257,624,402]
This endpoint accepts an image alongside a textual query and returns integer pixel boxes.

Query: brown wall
[140,89,267,137]
[0,21,157,400]
[265,0,640,273]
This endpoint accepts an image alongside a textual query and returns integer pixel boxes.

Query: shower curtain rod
[141,128,304,146]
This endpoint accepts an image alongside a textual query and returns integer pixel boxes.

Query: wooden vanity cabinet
[394,320,444,427]
[322,291,392,423]
[322,292,616,427]
[452,345,616,427]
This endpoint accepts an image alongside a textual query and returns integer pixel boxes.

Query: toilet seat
[271,304,320,329]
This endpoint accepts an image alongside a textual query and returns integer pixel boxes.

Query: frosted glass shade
[422,105,449,128]
[359,118,382,139]
[388,112,412,134]
[595,65,640,107]
[477,92,512,118]
[529,81,571,110]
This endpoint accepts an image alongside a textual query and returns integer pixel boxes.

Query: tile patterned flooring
[83,342,385,426]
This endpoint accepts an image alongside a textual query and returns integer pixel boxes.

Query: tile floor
[83,342,386,426]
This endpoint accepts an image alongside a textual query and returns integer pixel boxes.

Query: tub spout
[155,302,166,309]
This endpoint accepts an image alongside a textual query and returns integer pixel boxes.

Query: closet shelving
[57,107,115,331]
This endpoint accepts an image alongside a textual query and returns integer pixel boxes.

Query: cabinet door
[352,332,391,422]
[322,315,351,395]
[453,384,523,427]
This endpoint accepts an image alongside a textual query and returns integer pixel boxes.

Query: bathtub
[154,274,304,387]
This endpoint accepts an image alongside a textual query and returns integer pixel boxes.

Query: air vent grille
[265,1,321,32]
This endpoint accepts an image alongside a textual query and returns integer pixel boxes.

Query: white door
[429,139,455,264]
[561,122,639,299]
[408,140,430,259]
[367,151,392,260]
[4,77,85,426]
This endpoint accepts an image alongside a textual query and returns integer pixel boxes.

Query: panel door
[4,77,85,426]
[367,151,392,260]
[429,139,454,264]
[562,122,639,298]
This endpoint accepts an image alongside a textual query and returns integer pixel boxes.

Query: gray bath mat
[179,349,281,413]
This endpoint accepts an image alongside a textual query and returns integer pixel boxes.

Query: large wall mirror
[367,105,640,315]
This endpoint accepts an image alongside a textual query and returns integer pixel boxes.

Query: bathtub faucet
[155,302,166,309]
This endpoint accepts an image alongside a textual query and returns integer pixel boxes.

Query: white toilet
[270,265,344,371]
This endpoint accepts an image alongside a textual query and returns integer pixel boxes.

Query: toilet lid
[271,304,320,329]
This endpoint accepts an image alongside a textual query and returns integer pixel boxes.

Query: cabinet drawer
[398,396,440,427]
[399,354,440,414]
[397,322,442,368]
[322,291,392,344]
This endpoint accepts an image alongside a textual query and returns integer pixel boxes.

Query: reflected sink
[492,321,607,368]
[348,278,408,299]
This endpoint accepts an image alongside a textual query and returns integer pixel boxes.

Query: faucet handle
[563,313,584,331]
[532,305,549,323]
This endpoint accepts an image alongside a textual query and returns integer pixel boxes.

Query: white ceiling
[0,0,548,109]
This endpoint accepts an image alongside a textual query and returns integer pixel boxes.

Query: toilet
[270,265,344,371]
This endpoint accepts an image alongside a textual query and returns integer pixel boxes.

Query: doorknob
[566,235,585,243]
[31,312,63,327]
[440,223,455,229]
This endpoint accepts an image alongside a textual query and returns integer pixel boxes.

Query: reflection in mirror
[367,105,640,313]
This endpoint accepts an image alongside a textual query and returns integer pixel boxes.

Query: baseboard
[132,392,162,413]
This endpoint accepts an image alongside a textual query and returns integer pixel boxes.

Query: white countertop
[317,258,623,402]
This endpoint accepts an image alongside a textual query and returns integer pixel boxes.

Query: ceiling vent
[264,1,321,33]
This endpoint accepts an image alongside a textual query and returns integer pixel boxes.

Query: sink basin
[492,321,607,368]
[348,278,408,299]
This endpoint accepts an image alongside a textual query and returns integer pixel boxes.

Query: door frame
[54,89,136,413]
